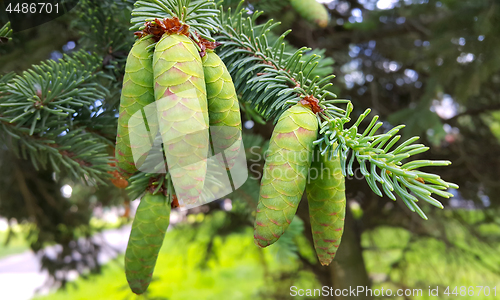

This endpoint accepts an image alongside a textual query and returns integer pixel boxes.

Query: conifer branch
[75,0,136,61]
[215,2,342,121]
[0,51,113,185]
[1,0,457,217]
[314,107,458,219]
[0,22,13,43]
[130,0,220,41]
[124,0,458,218]
[215,2,457,218]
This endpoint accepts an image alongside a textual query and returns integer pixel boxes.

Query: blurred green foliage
[363,209,500,299]
[34,211,320,300]
[0,226,29,259]
[1,0,500,299]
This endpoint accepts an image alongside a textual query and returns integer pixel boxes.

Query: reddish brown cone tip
[171,195,180,209]
[135,17,190,42]
[111,177,129,189]
[300,95,323,114]
[108,161,129,189]
[194,32,221,57]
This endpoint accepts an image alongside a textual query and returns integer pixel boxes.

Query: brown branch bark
[13,162,42,221]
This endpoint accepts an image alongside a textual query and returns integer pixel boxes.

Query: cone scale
[202,50,242,169]
[254,104,318,247]
[115,38,155,177]
[306,147,346,265]
[153,34,209,205]
[125,192,171,294]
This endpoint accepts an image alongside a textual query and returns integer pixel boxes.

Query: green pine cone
[125,192,171,294]
[306,147,346,266]
[153,34,209,205]
[202,50,242,169]
[116,38,156,177]
[290,0,330,28]
[254,104,318,247]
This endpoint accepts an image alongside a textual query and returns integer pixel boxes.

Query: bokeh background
[1,0,499,299]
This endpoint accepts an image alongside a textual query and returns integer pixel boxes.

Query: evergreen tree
[1,0,498,297]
